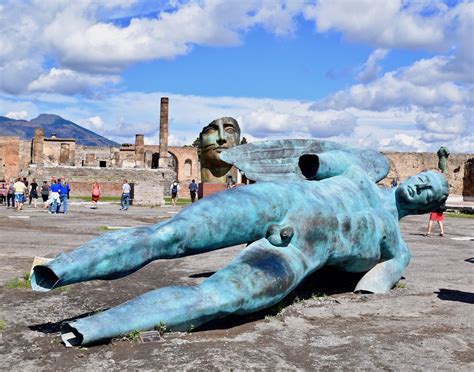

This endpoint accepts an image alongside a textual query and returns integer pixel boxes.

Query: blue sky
[0,0,472,152]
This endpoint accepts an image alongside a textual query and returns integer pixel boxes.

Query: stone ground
[0,201,473,370]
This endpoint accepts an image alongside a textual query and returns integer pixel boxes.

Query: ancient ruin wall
[382,152,474,196]
[168,146,200,185]
[0,136,21,181]
[75,145,117,167]
[28,166,175,205]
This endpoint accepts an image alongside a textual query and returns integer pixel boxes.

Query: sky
[0,0,473,152]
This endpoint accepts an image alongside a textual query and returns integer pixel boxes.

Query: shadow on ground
[435,288,474,304]
[29,310,109,334]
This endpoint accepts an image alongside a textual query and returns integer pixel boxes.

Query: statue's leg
[60,238,310,347]
[31,217,216,291]
[31,187,283,292]
[354,242,411,293]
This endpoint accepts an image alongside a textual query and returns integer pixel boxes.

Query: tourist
[29,178,39,208]
[6,180,15,208]
[49,179,60,214]
[22,177,29,205]
[170,180,180,206]
[7,179,15,209]
[13,177,27,210]
[120,179,131,211]
[41,181,50,209]
[425,206,446,237]
[91,181,101,209]
[58,177,70,214]
[390,178,398,188]
[0,182,6,205]
[188,179,198,203]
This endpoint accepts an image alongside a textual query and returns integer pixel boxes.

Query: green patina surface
[31,139,449,347]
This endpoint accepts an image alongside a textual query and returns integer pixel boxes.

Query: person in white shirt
[120,179,131,211]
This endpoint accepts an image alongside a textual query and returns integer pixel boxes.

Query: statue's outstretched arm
[61,237,310,347]
[354,237,411,293]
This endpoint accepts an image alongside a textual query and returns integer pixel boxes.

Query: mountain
[0,114,119,147]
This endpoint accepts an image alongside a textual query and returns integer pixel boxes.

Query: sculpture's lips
[407,186,415,197]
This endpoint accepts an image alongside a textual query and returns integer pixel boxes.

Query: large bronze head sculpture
[199,117,241,182]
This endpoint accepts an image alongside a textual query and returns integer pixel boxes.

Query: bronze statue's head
[396,171,449,216]
[199,117,240,177]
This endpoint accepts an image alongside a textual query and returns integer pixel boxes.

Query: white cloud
[239,106,356,138]
[0,90,472,153]
[27,68,120,95]
[304,0,448,50]
[357,49,389,83]
[81,116,104,131]
[0,0,305,94]
[379,133,430,152]
[4,111,28,120]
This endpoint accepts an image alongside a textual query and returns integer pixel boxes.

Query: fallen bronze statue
[31,139,448,347]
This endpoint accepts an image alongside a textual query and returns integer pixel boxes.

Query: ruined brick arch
[151,152,160,169]
[184,159,192,177]
[168,151,178,175]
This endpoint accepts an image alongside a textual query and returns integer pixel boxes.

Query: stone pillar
[32,127,44,164]
[159,97,169,168]
[134,134,145,168]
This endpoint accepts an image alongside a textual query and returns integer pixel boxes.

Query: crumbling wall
[75,145,116,167]
[43,139,75,166]
[27,166,175,205]
[382,152,474,197]
[168,146,200,185]
[0,136,21,181]
[463,158,474,201]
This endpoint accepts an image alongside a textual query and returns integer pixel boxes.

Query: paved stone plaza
[0,202,473,370]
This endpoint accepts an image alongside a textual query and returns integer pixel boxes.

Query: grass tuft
[0,320,6,332]
[5,274,31,289]
[122,330,141,342]
[154,321,168,335]
[395,281,407,289]
[446,212,474,219]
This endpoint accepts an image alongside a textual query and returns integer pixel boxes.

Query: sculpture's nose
[217,123,227,145]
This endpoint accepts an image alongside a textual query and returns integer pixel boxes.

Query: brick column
[159,97,169,168]
[32,127,44,164]
[134,134,145,168]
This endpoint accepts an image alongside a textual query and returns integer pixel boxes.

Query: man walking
[188,179,198,203]
[120,179,131,211]
[58,177,70,214]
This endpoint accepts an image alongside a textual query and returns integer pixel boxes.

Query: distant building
[0,97,199,204]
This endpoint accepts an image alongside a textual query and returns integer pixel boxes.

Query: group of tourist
[0,177,39,210]
[169,179,200,206]
[0,176,70,214]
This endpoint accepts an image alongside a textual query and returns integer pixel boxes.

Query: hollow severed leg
[31,221,181,291]
[60,238,310,347]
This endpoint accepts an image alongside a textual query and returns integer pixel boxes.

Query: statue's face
[200,118,240,165]
[396,171,448,212]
